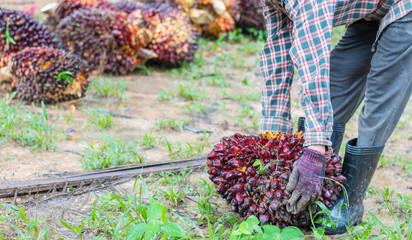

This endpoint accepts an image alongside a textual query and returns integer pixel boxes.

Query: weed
[61,178,200,239]
[0,93,22,140]
[139,131,159,150]
[85,108,114,130]
[186,101,206,115]
[0,204,61,240]
[81,135,143,170]
[19,102,63,151]
[163,135,210,159]
[89,77,130,100]
[153,118,190,132]
[157,88,173,101]
[176,81,206,100]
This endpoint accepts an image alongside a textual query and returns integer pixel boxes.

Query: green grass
[81,135,144,170]
[153,118,190,132]
[0,95,63,151]
[85,108,114,130]
[89,77,130,100]
[163,134,210,159]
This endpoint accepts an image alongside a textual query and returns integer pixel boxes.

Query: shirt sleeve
[286,0,335,147]
[259,0,295,134]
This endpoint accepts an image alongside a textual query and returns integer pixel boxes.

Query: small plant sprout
[57,71,74,84]
[2,19,16,50]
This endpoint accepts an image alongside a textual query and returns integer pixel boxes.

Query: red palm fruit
[231,205,238,212]
[138,3,198,67]
[221,170,235,180]
[207,167,218,176]
[259,213,271,224]
[228,158,241,168]
[265,190,274,200]
[212,176,227,185]
[216,184,226,194]
[233,183,244,193]
[326,164,335,174]
[44,0,111,31]
[0,9,57,57]
[235,193,244,204]
[207,132,344,227]
[269,201,280,213]
[56,8,146,74]
[336,175,347,184]
[111,0,143,14]
[1,47,89,103]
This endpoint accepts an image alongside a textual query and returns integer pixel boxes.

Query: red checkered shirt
[259,0,412,147]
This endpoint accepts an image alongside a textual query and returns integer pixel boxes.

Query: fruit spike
[57,8,148,74]
[235,0,265,32]
[138,3,198,67]
[0,9,57,57]
[44,0,111,31]
[0,47,89,103]
[206,132,346,227]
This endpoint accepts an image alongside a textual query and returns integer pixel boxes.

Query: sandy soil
[0,1,411,239]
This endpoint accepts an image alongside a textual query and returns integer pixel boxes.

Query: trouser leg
[358,12,412,147]
[329,20,379,126]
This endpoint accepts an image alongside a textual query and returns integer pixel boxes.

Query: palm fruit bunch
[137,3,198,67]
[236,0,265,31]
[206,132,347,227]
[145,0,198,12]
[56,8,146,74]
[43,0,111,31]
[111,0,143,14]
[0,9,57,68]
[0,47,89,103]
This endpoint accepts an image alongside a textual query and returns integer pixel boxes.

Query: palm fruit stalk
[206,132,347,227]
[57,8,150,74]
[43,0,111,31]
[0,9,57,68]
[137,3,198,67]
[0,47,89,103]
[236,0,265,31]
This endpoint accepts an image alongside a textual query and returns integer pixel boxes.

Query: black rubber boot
[322,138,384,235]
[330,124,345,156]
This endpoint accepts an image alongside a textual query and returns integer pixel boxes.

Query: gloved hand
[286,148,327,214]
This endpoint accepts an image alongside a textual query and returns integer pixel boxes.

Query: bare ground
[0,1,411,239]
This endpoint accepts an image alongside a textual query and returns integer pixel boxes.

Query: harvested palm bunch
[111,0,143,14]
[0,9,57,68]
[207,132,347,227]
[135,3,198,67]
[56,8,153,74]
[0,47,89,103]
[236,0,265,32]
[43,0,111,31]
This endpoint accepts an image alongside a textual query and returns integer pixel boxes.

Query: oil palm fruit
[56,8,147,74]
[0,9,57,67]
[111,0,143,14]
[206,132,347,227]
[43,0,111,31]
[236,0,265,31]
[137,3,198,67]
[0,47,89,103]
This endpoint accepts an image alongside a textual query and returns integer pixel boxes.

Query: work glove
[285,148,326,214]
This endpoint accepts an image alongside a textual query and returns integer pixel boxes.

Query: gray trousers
[330,12,412,147]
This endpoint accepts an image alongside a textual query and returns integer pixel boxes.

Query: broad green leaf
[162,222,187,238]
[280,227,305,240]
[259,225,281,239]
[148,201,163,220]
[126,223,146,240]
[246,215,260,226]
[145,221,160,239]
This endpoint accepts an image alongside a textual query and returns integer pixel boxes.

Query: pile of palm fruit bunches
[0,0,264,103]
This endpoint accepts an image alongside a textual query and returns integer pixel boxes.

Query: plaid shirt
[259,0,412,147]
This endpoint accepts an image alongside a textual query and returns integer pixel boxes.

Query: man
[259,0,412,235]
